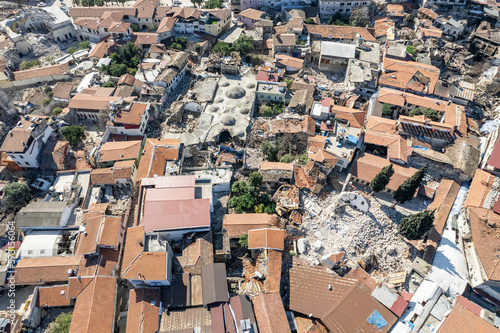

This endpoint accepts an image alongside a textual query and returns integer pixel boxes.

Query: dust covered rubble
[298,191,412,274]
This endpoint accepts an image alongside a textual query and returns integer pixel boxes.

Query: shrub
[102,81,117,88]
[20,60,41,70]
[51,313,72,333]
[52,107,63,116]
[42,97,52,106]
[79,41,91,50]
[130,23,139,32]
[280,154,294,163]
[171,43,183,50]
[249,171,263,188]
[238,234,248,248]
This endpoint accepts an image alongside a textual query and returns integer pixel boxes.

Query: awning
[346,134,358,145]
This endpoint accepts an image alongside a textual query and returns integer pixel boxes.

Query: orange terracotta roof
[420,27,443,38]
[69,276,117,333]
[98,140,142,163]
[122,252,167,280]
[305,24,377,42]
[121,226,145,274]
[223,214,279,238]
[366,116,398,134]
[115,102,148,125]
[437,303,498,332]
[67,277,94,298]
[15,256,82,285]
[252,292,291,333]
[239,8,265,21]
[135,138,181,182]
[157,16,176,33]
[260,162,294,171]
[467,207,500,281]
[330,105,366,128]
[248,228,285,250]
[351,153,426,192]
[465,169,496,208]
[387,4,404,17]
[14,63,69,81]
[36,285,72,307]
[380,59,440,93]
[308,135,327,149]
[73,18,100,30]
[378,87,452,112]
[126,288,161,333]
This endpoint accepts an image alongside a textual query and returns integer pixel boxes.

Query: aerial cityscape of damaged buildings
[0,0,499,331]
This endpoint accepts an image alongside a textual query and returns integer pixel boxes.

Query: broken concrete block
[297,238,309,254]
[320,257,335,270]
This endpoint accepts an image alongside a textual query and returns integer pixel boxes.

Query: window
[40,249,45,254]
[25,162,30,166]
[19,155,24,159]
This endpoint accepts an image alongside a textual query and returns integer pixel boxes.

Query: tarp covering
[367,310,388,329]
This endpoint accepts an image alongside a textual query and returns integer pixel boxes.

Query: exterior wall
[204,16,231,36]
[318,55,350,72]
[0,74,70,89]
[74,24,107,42]
[174,20,205,34]
[424,0,465,6]
[158,30,173,41]
[75,109,108,120]
[319,0,371,19]
[7,126,53,168]
[52,21,77,42]
[239,16,259,29]
[156,226,210,242]
[256,90,286,101]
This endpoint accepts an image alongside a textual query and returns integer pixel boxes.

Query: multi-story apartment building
[319,0,371,20]
[0,116,53,168]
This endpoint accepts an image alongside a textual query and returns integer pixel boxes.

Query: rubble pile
[24,33,66,59]
[299,191,413,274]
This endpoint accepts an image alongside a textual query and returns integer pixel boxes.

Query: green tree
[405,14,415,23]
[231,180,249,195]
[60,126,86,147]
[102,81,117,87]
[305,17,315,24]
[229,192,256,213]
[262,141,279,162]
[205,0,223,8]
[280,154,294,163]
[130,23,139,32]
[51,313,72,333]
[409,107,440,121]
[4,182,30,205]
[399,210,435,240]
[79,41,91,50]
[191,0,202,7]
[328,11,345,25]
[284,78,294,90]
[72,0,81,5]
[149,23,158,32]
[212,41,232,54]
[370,164,394,193]
[296,38,305,45]
[52,107,63,116]
[394,165,427,204]
[194,44,201,53]
[171,43,183,50]
[382,103,392,116]
[175,37,188,48]
[406,45,417,59]
[20,60,41,70]
[238,234,248,248]
[233,35,254,55]
[43,97,52,106]
[67,46,77,60]
[249,171,263,188]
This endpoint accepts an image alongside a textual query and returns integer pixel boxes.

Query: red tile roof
[69,276,116,333]
[36,285,72,307]
[437,303,498,333]
[248,228,285,250]
[223,214,279,238]
[380,58,440,93]
[126,288,161,333]
[305,24,377,42]
[252,292,291,333]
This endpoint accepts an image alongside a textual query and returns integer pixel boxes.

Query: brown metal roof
[201,263,228,305]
